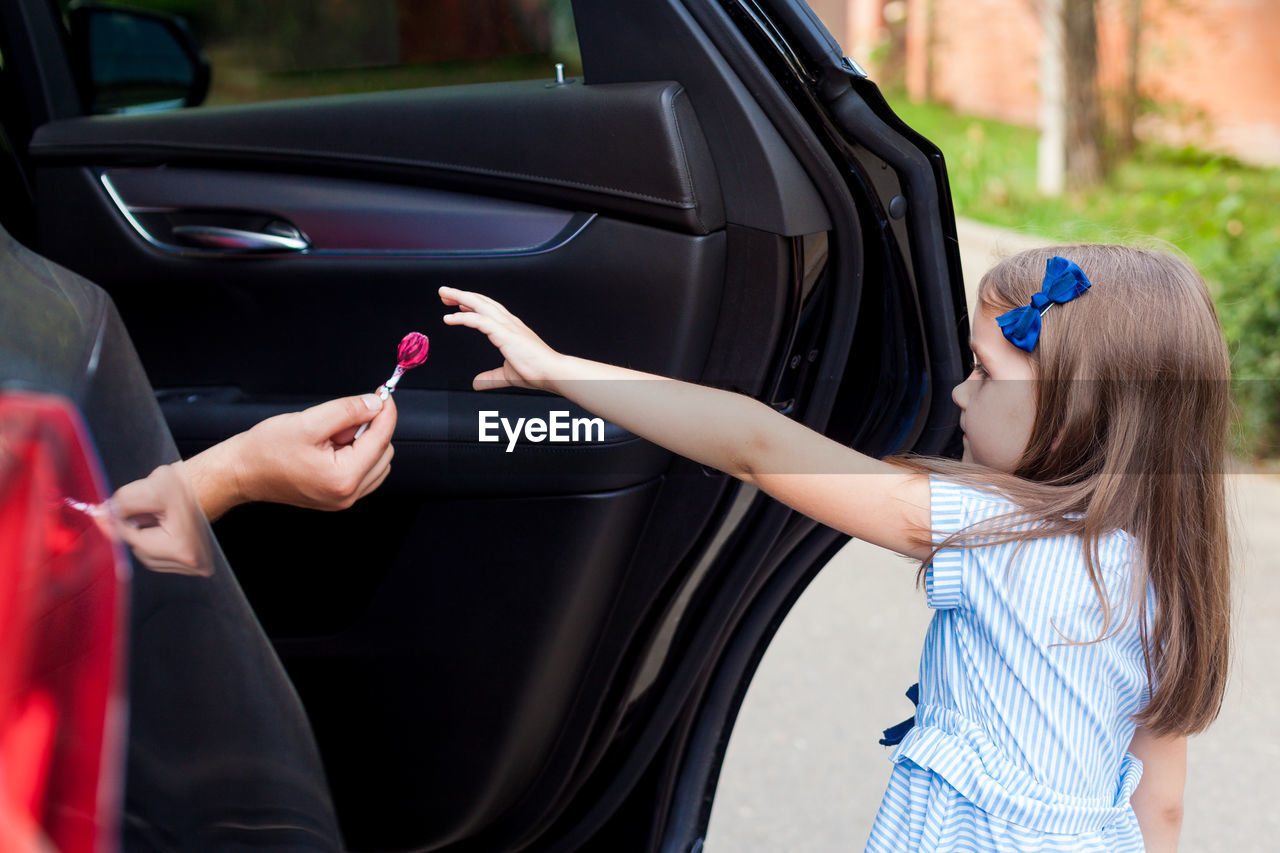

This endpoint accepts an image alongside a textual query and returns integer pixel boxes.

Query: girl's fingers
[443,311,500,335]
[442,310,480,325]
[440,286,510,317]
[438,291,476,313]
[441,289,543,393]
[440,286,487,310]
[474,367,512,390]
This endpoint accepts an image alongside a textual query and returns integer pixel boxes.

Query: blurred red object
[0,392,128,852]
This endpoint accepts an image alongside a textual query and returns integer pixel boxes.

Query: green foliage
[886,94,1280,455]
[131,0,584,105]
[203,54,565,106]
[1219,252,1280,456]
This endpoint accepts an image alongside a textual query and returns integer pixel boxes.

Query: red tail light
[0,392,129,852]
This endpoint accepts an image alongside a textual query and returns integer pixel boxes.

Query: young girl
[440,243,1231,852]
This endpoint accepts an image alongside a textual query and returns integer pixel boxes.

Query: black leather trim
[163,389,672,498]
[29,80,726,235]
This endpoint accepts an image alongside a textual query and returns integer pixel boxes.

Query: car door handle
[170,224,310,252]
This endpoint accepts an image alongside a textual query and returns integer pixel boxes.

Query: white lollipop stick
[353,332,429,441]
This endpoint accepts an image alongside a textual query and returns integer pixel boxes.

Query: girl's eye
[972,362,989,379]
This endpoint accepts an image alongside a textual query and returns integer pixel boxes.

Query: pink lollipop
[396,332,430,370]
[381,331,429,397]
[353,331,429,439]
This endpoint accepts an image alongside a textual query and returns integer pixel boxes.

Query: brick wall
[814,0,1280,167]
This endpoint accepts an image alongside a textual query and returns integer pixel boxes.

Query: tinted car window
[0,43,36,240]
[54,0,582,108]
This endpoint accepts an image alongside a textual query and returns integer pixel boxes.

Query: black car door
[7,0,967,850]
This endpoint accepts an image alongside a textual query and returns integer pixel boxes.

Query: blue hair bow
[996,256,1092,352]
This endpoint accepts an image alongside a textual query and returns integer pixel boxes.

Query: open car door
[10,0,968,849]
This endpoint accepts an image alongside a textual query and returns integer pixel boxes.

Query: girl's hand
[439,286,562,391]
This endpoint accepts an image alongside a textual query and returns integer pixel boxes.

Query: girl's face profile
[952,304,1037,472]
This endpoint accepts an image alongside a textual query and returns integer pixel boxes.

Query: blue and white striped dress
[864,477,1151,852]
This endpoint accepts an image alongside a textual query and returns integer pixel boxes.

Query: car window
[0,41,36,241]
[53,0,582,109]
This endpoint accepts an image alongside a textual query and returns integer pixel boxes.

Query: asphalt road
[704,219,1280,851]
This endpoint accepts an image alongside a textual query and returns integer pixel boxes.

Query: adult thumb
[300,394,384,440]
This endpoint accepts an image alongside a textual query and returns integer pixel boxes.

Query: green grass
[885,95,1280,290]
[885,95,1280,456]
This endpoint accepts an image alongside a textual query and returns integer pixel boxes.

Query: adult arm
[184,393,397,521]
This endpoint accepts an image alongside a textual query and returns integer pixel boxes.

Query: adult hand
[107,462,214,576]
[235,393,397,511]
[439,286,563,391]
[187,393,397,520]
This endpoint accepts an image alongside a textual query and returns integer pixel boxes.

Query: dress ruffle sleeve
[925,475,969,610]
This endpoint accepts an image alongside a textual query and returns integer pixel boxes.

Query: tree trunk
[1063,0,1104,188]
[1037,0,1066,196]
[1118,0,1143,155]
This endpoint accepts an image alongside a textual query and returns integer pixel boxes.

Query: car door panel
[30,80,731,234]
[217,479,662,848]
[25,58,795,852]
[9,0,969,850]
[34,161,727,397]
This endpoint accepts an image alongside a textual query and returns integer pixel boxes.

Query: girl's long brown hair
[896,244,1232,736]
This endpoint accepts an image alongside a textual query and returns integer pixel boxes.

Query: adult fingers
[119,524,213,576]
[300,394,386,441]
[333,394,396,481]
[354,443,394,499]
[110,464,191,526]
[322,440,393,510]
[334,391,395,446]
[353,393,397,449]
[362,463,391,498]
[331,422,360,447]
[110,474,165,519]
[111,465,214,576]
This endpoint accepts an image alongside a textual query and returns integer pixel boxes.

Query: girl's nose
[952,377,970,410]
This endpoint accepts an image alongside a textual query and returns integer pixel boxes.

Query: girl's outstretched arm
[441,287,931,560]
[1128,727,1186,852]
